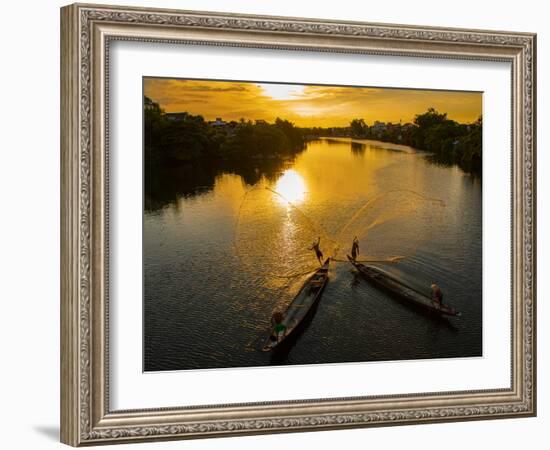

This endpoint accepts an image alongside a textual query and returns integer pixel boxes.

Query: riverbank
[303,109,482,174]
[323,137,418,154]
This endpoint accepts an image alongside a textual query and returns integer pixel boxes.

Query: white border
[109,41,511,410]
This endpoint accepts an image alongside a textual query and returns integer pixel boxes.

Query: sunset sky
[144,78,482,128]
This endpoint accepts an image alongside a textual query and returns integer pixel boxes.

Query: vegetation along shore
[144,96,481,174]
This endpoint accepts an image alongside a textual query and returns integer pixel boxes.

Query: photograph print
[143,77,482,372]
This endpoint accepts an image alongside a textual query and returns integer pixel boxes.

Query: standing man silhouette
[309,237,324,265]
[351,236,360,262]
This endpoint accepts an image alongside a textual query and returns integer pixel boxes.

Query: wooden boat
[347,255,460,317]
[262,258,330,352]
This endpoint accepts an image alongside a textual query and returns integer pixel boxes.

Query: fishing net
[234,181,335,291]
[332,190,446,262]
[234,183,445,286]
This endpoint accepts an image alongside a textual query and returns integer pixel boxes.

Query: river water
[144,138,482,371]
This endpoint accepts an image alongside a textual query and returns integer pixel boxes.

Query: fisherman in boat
[351,236,360,262]
[309,236,324,265]
[431,282,443,306]
[271,311,286,343]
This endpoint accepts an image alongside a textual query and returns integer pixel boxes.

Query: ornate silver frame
[60,3,536,446]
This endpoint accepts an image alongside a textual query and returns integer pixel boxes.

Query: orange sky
[144,78,482,127]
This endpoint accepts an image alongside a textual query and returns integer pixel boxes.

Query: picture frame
[60,2,536,446]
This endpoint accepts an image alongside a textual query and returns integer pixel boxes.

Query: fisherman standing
[309,236,324,265]
[351,236,360,262]
[431,282,443,306]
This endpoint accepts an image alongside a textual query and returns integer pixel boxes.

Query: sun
[258,83,305,101]
[274,170,307,205]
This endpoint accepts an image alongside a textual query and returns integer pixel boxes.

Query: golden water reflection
[274,169,307,206]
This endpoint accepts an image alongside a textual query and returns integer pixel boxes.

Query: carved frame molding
[61,3,536,446]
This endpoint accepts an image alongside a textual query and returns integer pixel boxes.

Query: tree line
[348,108,482,173]
[144,96,306,167]
[145,97,481,174]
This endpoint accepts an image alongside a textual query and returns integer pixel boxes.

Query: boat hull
[347,255,459,317]
[262,258,330,352]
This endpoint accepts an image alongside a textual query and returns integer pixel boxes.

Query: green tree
[413,108,448,149]
[274,118,305,151]
[143,97,166,165]
[456,116,482,172]
[350,118,367,137]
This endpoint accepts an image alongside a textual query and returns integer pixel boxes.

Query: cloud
[144,78,481,127]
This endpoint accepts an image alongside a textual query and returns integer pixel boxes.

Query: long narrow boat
[347,255,460,317]
[262,258,330,352]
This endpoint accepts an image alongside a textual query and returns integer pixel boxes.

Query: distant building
[209,117,227,127]
[165,112,189,122]
[371,121,387,133]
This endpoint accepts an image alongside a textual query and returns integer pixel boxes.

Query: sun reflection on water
[274,169,307,206]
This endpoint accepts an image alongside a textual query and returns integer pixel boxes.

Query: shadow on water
[350,270,363,288]
[351,141,366,156]
[145,157,296,211]
[424,153,482,177]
